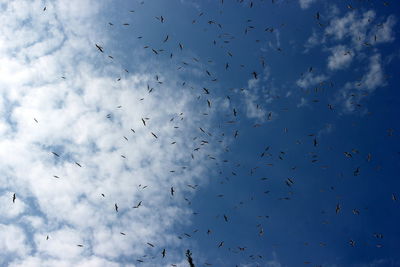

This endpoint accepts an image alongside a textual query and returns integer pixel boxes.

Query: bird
[162,248,166,257]
[115,203,119,212]
[12,193,16,203]
[336,204,341,214]
[95,44,104,53]
[163,35,169,42]
[133,201,142,208]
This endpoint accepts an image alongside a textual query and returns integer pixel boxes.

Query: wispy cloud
[299,0,317,10]
[327,45,353,70]
[340,53,385,112]
[296,72,328,89]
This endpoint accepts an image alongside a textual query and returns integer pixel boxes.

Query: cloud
[242,66,276,121]
[303,9,396,112]
[297,97,308,108]
[0,193,27,219]
[0,0,223,265]
[327,45,353,70]
[0,224,31,263]
[362,53,385,91]
[296,72,328,89]
[339,54,385,112]
[303,30,324,52]
[325,10,396,50]
[299,0,317,9]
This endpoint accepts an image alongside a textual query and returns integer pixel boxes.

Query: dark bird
[171,187,174,196]
[95,44,104,53]
[141,118,146,126]
[115,203,119,212]
[336,203,341,214]
[162,248,166,257]
[163,35,169,42]
[75,162,82,167]
[12,193,16,203]
[52,152,60,157]
[151,132,158,139]
[133,201,142,208]
[218,241,224,248]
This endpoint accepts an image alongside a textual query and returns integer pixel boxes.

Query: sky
[0,0,399,266]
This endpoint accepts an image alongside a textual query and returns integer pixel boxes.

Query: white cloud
[369,15,396,44]
[242,66,275,121]
[0,224,31,262]
[306,10,396,112]
[339,54,385,112]
[299,0,317,9]
[325,10,396,50]
[327,45,353,70]
[0,0,223,266]
[0,193,27,219]
[363,53,385,91]
[296,72,328,89]
[297,97,308,108]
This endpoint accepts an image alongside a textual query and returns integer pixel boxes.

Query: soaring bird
[115,203,119,212]
[336,203,341,214]
[163,35,169,42]
[133,201,142,208]
[12,193,16,203]
[95,44,104,53]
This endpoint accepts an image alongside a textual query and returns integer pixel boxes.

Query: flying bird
[95,44,104,53]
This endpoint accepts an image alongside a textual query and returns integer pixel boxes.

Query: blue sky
[0,0,399,266]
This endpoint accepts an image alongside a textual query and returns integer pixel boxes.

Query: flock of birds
[9,0,398,266]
